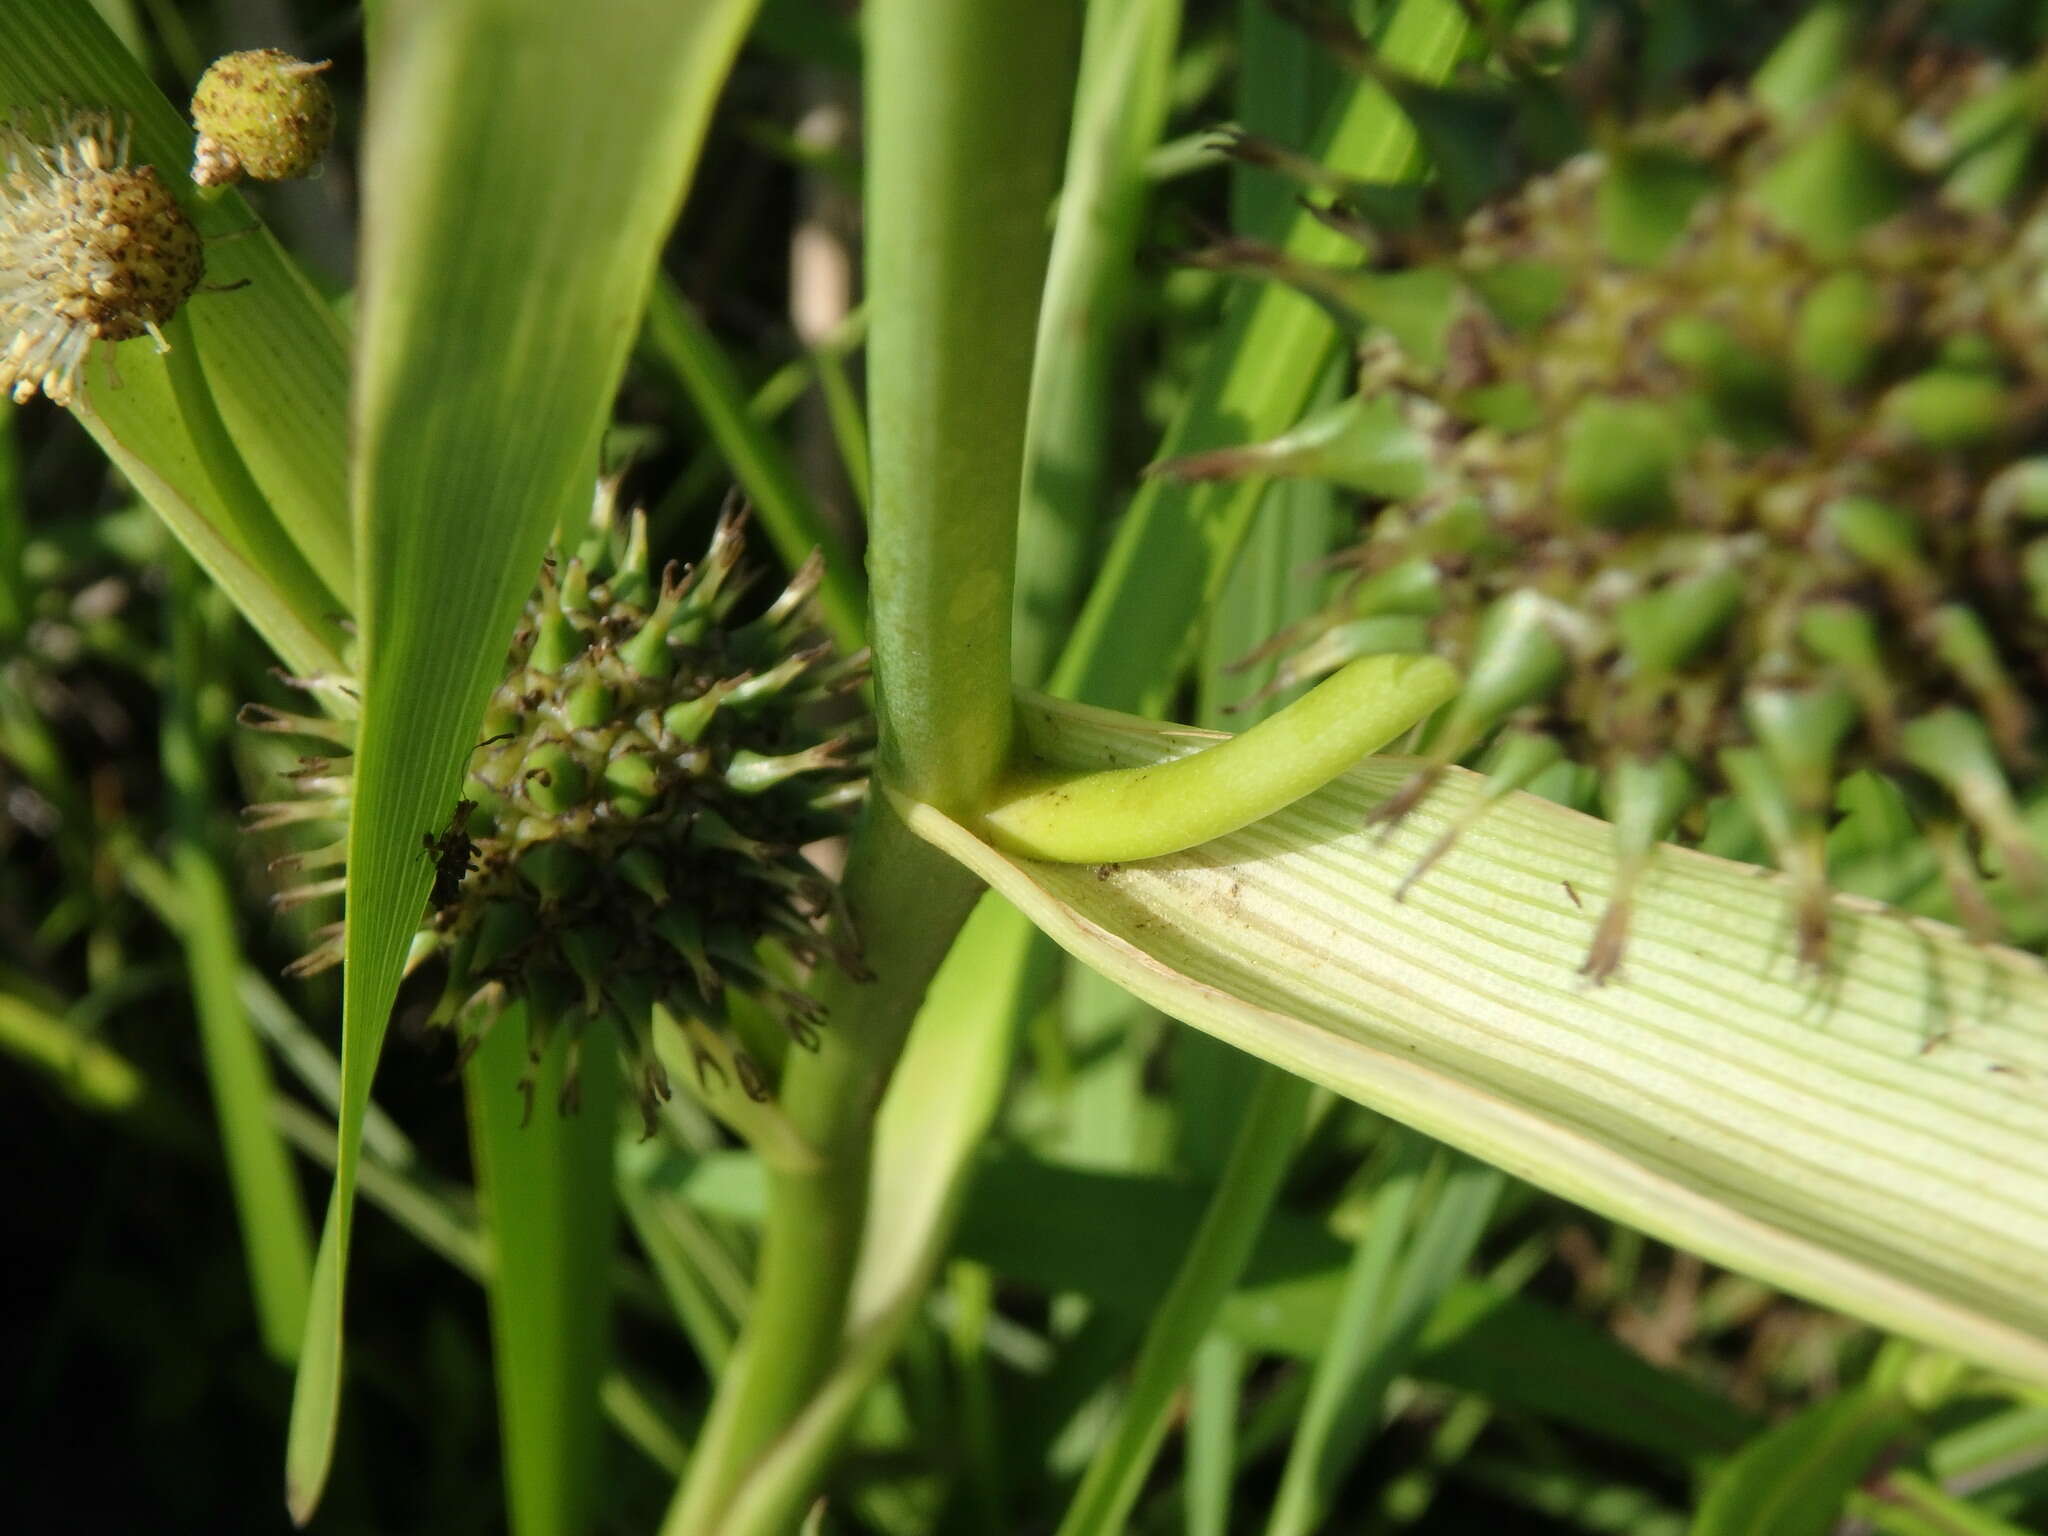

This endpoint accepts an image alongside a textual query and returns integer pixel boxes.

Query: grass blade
[1186,1335,1245,1536]
[1056,1069,1311,1536]
[1268,1147,1502,1536]
[0,992,144,1112]
[641,277,865,652]
[1049,0,1470,714]
[1692,1386,1915,1536]
[284,0,761,1517]
[1848,1470,2042,1536]
[1265,1133,1429,1536]
[165,553,314,1363]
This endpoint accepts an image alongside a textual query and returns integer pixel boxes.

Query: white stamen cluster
[0,111,202,406]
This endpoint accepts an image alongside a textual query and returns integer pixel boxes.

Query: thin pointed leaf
[0,992,144,1111]
[166,554,314,1363]
[1056,1070,1311,1536]
[1692,1386,1916,1536]
[284,0,760,1517]
[902,693,2048,1384]
[641,277,865,653]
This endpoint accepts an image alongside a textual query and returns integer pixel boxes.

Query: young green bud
[1582,751,1696,980]
[521,741,588,813]
[1930,604,2033,761]
[1900,710,2044,892]
[1879,369,2010,450]
[1615,568,1744,677]
[190,49,335,186]
[1598,145,1712,264]
[1755,112,1910,256]
[1559,398,1685,528]
[1792,270,1890,389]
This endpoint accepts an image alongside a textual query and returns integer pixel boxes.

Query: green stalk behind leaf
[1048,0,1472,714]
[1012,0,1182,689]
[467,1008,621,1536]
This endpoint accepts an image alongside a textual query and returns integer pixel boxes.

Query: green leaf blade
[904,694,2048,1385]
[285,0,761,1517]
[1693,1387,1915,1536]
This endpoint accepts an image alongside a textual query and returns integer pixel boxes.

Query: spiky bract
[0,111,202,406]
[1175,40,2048,972]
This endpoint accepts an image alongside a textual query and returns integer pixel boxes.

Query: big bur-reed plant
[7,0,2048,1532]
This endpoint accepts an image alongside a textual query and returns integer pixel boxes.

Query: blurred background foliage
[6,0,2048,1532]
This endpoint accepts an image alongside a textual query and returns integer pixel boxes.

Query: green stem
[861,0,1076,812]
[665,3,1075,1524]
[662,803,982,1533]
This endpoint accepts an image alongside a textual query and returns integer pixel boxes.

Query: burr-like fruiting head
[250,488,870,1129]
[1168,31,2048,974]
[190,49,335,186]
[0,110,203,405]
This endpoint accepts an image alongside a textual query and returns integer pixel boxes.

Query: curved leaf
[901,692,2048,1384]
[1692,1387,1914,1536]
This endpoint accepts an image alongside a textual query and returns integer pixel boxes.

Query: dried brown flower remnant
[0,110,202,406]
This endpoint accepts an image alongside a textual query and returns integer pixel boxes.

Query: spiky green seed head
[0,111,202,405]
[252,491,868,1128]
[190,50,335,186]
[1175,36,2048,972]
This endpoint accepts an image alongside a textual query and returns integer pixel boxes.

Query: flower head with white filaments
[0,109,203,407]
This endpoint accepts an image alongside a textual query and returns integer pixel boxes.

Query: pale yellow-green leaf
[902,693,2048,1383]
